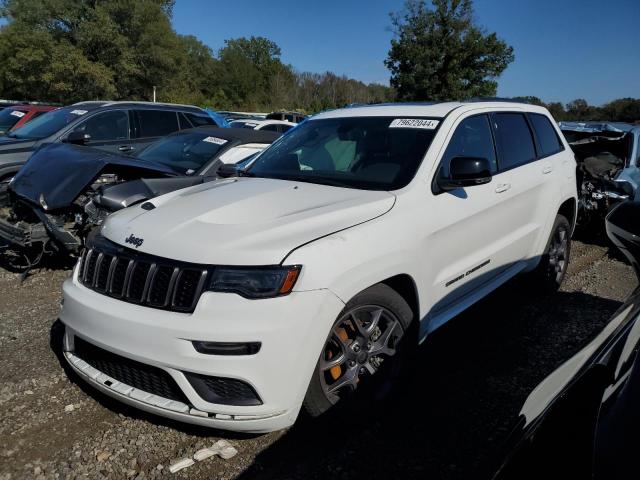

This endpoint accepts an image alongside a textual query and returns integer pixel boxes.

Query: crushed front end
[561,122,638,224]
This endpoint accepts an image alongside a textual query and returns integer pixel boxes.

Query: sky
[172,0,639,106]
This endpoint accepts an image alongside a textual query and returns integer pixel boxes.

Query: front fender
[284,215,424,325]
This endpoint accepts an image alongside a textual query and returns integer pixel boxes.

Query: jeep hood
[10,143,177,210]
[101,177,396,265]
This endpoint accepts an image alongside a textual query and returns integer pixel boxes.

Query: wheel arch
[379,274,420,324]
[558,197,577,234]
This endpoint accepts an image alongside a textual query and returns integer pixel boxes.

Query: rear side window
[529,113,563,156]
[135,110,179,138]
[440,114,497,177]
[184,112,215,127]
[493,113,536,170]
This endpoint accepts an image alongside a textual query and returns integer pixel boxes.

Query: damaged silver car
[560,122,640,224]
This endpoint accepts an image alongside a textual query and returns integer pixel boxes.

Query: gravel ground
[0,236,636,480]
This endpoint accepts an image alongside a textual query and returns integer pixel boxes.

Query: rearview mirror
[606,201,640,279]
[64,131,91,145]
[438,156,492,191]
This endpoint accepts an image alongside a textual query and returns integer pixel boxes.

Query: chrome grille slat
[78,242,209,313]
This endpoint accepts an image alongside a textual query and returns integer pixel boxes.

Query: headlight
[208,265,301,299]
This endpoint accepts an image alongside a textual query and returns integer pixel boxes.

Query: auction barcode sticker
[202,136,227,145]
[389,119,439,130]
[70,109,88,115]
[10,111,25,118]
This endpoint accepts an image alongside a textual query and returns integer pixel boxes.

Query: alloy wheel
[319,305,405,404]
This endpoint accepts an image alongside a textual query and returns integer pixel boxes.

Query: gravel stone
[0,238,636,479]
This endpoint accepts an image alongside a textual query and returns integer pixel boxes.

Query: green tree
[0,0,186,102]
[385,0,514,101]
[565,99,600,121]
[601,98,640,123]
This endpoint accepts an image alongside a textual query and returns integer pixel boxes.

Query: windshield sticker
[202,136,227,145]
[389,119,439,130]
[70,109,88,115]
[186,169,195,175]
[10,110,26,118]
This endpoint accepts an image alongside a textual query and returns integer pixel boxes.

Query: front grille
[185,372,262,406]
[78,235,208,313]
[73,337,189,403]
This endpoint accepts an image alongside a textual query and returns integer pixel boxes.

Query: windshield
[246,116,440,190]
[0,108,27,133]
[137,131,230,174]
[9,107,86,139]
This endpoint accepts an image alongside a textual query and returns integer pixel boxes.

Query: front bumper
[60,268,344,433]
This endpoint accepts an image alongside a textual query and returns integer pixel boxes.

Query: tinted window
[439,115,497,177]
[184,112,215,127]
[135,110,179,138]
[137,131,228,174]
[281,124,293,133]
[73,110,128,141]
[529,113,563,156]
[493,113,536,170]
[247,117,439,190]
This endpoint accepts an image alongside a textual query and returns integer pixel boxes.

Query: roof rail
[464,97,533,104]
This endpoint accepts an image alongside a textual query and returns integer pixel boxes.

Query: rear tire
[531,214,571,292]
[303,283,415,418]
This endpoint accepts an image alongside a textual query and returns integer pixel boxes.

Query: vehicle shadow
[48,278,627,479]
[234,278,624,480]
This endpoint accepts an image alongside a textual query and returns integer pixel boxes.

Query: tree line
[0,0,637,122]
[0,0,393,112]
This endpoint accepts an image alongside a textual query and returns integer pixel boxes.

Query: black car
[494,200,640,479]
[0,101,220,185]
[0,127,279,269]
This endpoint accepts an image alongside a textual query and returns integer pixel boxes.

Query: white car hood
[101,177,396,265]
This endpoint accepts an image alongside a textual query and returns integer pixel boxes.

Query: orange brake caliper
[330,327,350,380]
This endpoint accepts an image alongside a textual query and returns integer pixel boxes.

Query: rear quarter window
[135,110,180,138]
[529,113,563,156]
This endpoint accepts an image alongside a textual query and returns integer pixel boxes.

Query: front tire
[303,283,414,417]
[531,214,571,291]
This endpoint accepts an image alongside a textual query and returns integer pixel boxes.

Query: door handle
[118,145,134,152]
[542,164,553,174]
[495,183,511,193]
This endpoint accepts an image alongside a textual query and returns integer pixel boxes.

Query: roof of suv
[70,101,205,114]
[313,101,549,120]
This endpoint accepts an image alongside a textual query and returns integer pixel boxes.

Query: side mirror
[606,201,640,280]
[64,131,91,145]
[438,156,492,191]
[216,163,239,178]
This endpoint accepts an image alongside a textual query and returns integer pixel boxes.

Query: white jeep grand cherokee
[60,101,578,432]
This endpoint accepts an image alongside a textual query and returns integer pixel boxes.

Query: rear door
[491,112,561,261]
[68,109,132,154]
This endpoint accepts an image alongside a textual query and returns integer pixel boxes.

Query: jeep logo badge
[125,234,144,248]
